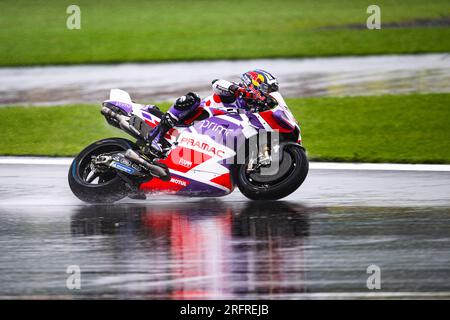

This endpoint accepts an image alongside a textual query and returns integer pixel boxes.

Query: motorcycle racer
[70,70,308,203]
[147,69,280,155]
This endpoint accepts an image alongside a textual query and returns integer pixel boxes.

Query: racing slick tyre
[68,138,137,204]
[236,144,309,200]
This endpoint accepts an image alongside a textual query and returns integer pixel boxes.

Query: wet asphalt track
[0,163,449,299]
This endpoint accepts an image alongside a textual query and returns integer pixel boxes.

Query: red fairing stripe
[144,119,159,128]
[258,110,293,133]
[210,173,232,191]
[183,107,205,124]
[140,176,190,193]
[211,109,227,116]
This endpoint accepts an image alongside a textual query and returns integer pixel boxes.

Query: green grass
[287,94,450,163]
[0,0,449,66]
[1,93,449,163]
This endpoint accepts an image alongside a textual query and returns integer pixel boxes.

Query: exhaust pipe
[101,106,141,137]
[124,149,169,179]
[101,107,170,180]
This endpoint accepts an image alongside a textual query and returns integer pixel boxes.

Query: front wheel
[68,138,137,203]
[236,144,309,200]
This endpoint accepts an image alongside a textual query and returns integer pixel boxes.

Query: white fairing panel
[270,92,297,126]
[168,130,235,192]
[270,91,287,108]
[108,88,146,114]
[109,89,133,104]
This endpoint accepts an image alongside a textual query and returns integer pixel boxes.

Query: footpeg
[124,149,170,180]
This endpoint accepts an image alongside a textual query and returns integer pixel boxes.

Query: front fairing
[270,92,301,135]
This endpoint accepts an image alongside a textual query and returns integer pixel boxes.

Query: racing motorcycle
[68,89,308,203]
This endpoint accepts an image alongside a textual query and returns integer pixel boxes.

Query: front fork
[247,144,272,172]
[247,131,275,173]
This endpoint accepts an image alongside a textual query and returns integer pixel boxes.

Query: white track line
[1,156,450,172]
[309,162,450,172]
[258,291,450,299]
[0,157,73,165]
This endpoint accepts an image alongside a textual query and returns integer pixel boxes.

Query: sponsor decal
[111,161,135,174]
[170,177,187,187]
[159,146,211,173]
[140,175,189,192]
[179,137,226,158]
[178,158,192,168]
[199,119,233,137]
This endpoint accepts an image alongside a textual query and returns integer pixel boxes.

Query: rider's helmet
[240,69,279,95]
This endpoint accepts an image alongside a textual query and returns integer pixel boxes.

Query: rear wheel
[236,144,308,200]
[68,138,137,203]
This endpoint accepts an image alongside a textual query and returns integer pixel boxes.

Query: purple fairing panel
[221,97,248,110]
[272,109,295,130]
[191,113,266,155]
[141,112,155,121]
[247,112,266,130]
[103,100,133,114]
[193,114,243,146]
[175,175,231,197]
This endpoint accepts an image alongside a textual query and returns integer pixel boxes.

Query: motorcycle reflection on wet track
[70,201,316,299]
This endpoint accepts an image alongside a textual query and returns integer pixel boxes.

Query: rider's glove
[266,96,278,108]
[235,87,254,100]
[253,97,277,112]
[238,88,278,112]
[229,84,240,95]
[187,92,201,103]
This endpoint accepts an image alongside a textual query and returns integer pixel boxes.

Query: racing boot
[147,92,201,154]
[147,113,177,154]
